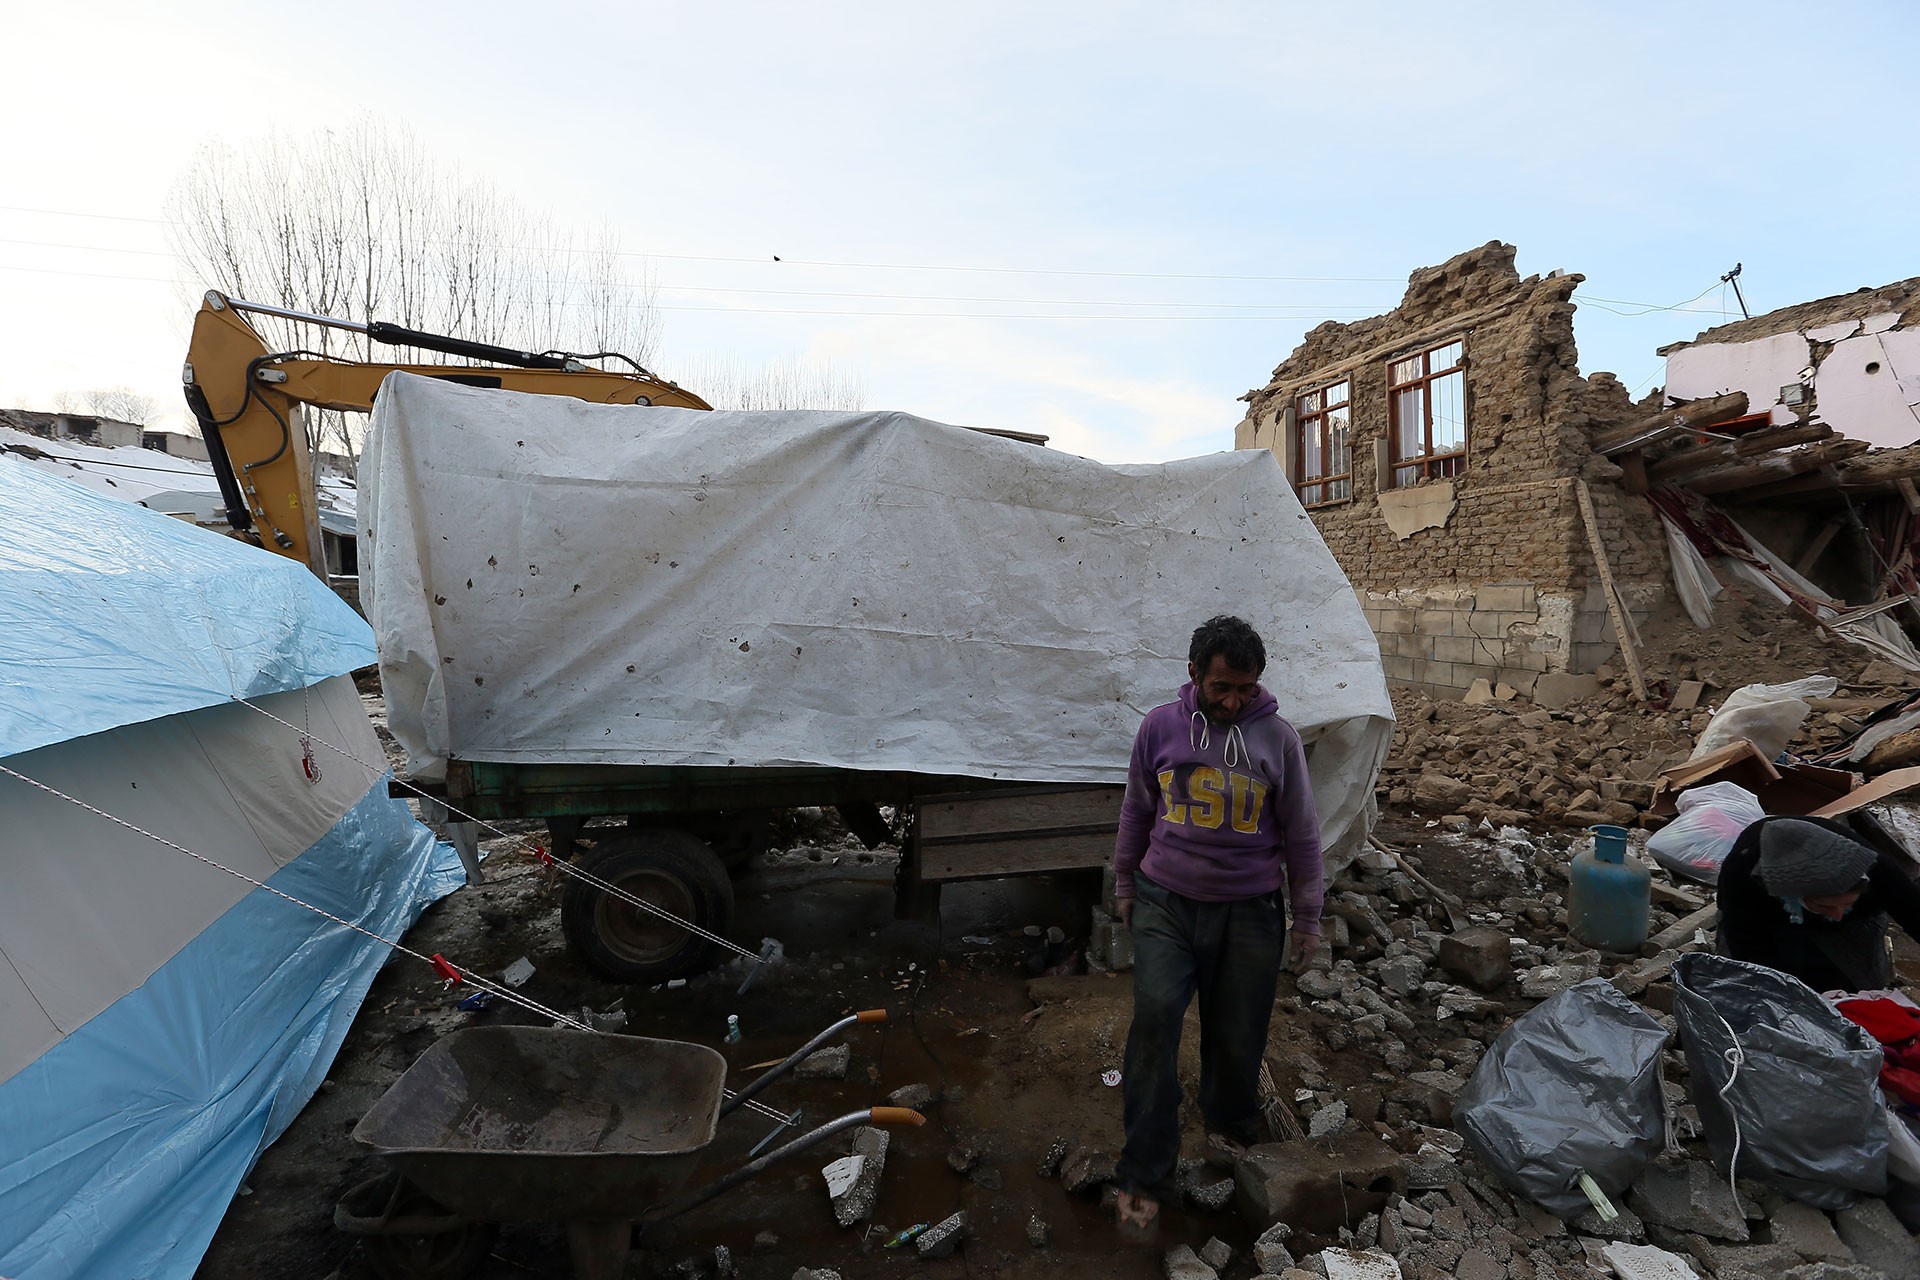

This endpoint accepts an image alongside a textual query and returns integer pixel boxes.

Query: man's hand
[1287,931,1322,971]
[1117,896,1134,928]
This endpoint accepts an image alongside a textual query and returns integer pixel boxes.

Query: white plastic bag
[1688,675,1840,764]
[1645,782,1766,885]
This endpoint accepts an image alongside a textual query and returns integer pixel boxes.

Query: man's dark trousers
[1116,871,1285,1204]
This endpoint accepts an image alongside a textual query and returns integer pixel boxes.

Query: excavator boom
[182,291,710,580]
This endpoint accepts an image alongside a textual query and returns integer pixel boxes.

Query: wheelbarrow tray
[352,1026,726,1223]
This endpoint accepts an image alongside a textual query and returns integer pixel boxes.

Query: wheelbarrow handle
[867,1106,926,1128]
[719,1009,890,1118]
[643,1106,916,1223]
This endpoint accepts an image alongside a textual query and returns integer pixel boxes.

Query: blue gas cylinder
[1569,825,1650,953]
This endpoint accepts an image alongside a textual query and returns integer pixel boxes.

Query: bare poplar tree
[166,119,661,458]
[51,387,161,425]
[681,356,868,412]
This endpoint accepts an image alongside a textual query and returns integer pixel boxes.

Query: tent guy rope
[0,755,802,1126]
[229,693,765,967]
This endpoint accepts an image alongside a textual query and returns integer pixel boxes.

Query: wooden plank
[1593,391,1748,455]
[1730,421,1834,457]
[921,830,1115,881]
[1685,438,1871,497]
[1794,519,1844,576]
[916,785,1124,841]
[1900,477,1920,514]
[1575,480,1648,701]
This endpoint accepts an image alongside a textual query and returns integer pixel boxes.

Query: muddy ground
[190,793,1554,1280]
[193,649,1920,1280]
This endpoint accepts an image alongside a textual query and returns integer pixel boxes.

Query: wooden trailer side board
[912,784,1125,881]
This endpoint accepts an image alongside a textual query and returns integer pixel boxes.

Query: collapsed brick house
[1236,242,1670,700]
[1237,243,1920,702]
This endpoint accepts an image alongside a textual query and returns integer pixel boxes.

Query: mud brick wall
[1237,242,1669,697]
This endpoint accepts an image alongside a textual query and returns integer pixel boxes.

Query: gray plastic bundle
[1454,978,1670,1218]
[1672,952,1887,1208]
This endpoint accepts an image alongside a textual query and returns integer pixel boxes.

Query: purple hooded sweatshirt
[1112,681,1324,935]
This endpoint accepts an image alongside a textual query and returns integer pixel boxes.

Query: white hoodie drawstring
[1191,709,1247,768]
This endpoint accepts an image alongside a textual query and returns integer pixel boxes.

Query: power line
[0,236,173,257]
[0,203,1403,283]
[0,204,167,225]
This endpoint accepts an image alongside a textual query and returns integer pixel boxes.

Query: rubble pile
[1052,824,1920,1280]
[1380,640,1917,830]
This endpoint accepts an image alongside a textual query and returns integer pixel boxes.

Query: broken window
[1294,380,1351,506]
[1388,340,1466,486]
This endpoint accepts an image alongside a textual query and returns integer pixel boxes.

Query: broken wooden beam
[1593,391,1749,455]
[1684,438,1871,496]
[1576,480,1649,700]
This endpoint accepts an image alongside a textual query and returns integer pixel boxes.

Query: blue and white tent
[0,463,461,1279]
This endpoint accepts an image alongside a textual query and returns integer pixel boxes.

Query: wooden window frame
[1294,379,1352,508]
[1387,340,1467,487]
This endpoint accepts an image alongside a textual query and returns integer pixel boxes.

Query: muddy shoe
[1115,1189,1160,1246]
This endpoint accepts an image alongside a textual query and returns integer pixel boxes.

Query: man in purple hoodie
[1112,615,1324,1242]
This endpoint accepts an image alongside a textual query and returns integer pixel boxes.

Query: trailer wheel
[562,830,735,983]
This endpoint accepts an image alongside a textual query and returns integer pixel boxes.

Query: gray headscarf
[1755,819,1877,899]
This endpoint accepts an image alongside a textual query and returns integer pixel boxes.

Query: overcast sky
[4,1,1916,461]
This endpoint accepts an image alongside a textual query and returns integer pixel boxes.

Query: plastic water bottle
[724,1014,742,1044]
[1569,824,1650,953]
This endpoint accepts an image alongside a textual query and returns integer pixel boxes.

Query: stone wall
[1237,242,1671,698]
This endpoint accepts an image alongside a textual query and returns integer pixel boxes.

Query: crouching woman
[1717,815,1920,993]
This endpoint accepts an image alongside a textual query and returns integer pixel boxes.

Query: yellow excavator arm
[182,291,711,580]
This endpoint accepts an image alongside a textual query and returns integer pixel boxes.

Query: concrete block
[1386,631,1431,659]
[1253,1221,1296,1273]
[1410,659,1459,688]
[1834,1196,1920,1279]
[1321,1248,1403,1280]
[826,1126,889,1226]
[1534,673,1602,707]
[1433,634,1477,664]
[1376,609,1415,635]
[1769,1200,1850,1262]
[797,1044,851,1079]
[1438,927,1511,991]
[1627,1160,1751,1241]
[1495,670,1542,697]
[1472,638,1506,666]
[1162,1244,1218,1280]
[1671,680,1705,711]
[1467,609,1515,639]
[1455,1247,1504,1280]
[1198,1236,1233,1271]
[1415,609,1460,637]
[1474,583,1537,613]
[1462,678,1494,705]
[1382,655,1416,682]
[1502,648,1550,674]
[915,1210,968,1259]
[1060,1147,1116,1195]
[1233,1138,1405,1234]
[1598,1241,1697,1280]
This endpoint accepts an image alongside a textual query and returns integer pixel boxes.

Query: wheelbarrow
[341,1013,921,1280]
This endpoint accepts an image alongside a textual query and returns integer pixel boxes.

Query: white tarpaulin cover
[365,374,1393,856]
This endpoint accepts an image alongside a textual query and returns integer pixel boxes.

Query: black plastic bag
[1672,952,1887,1208]
[1455,978,1670,1218]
